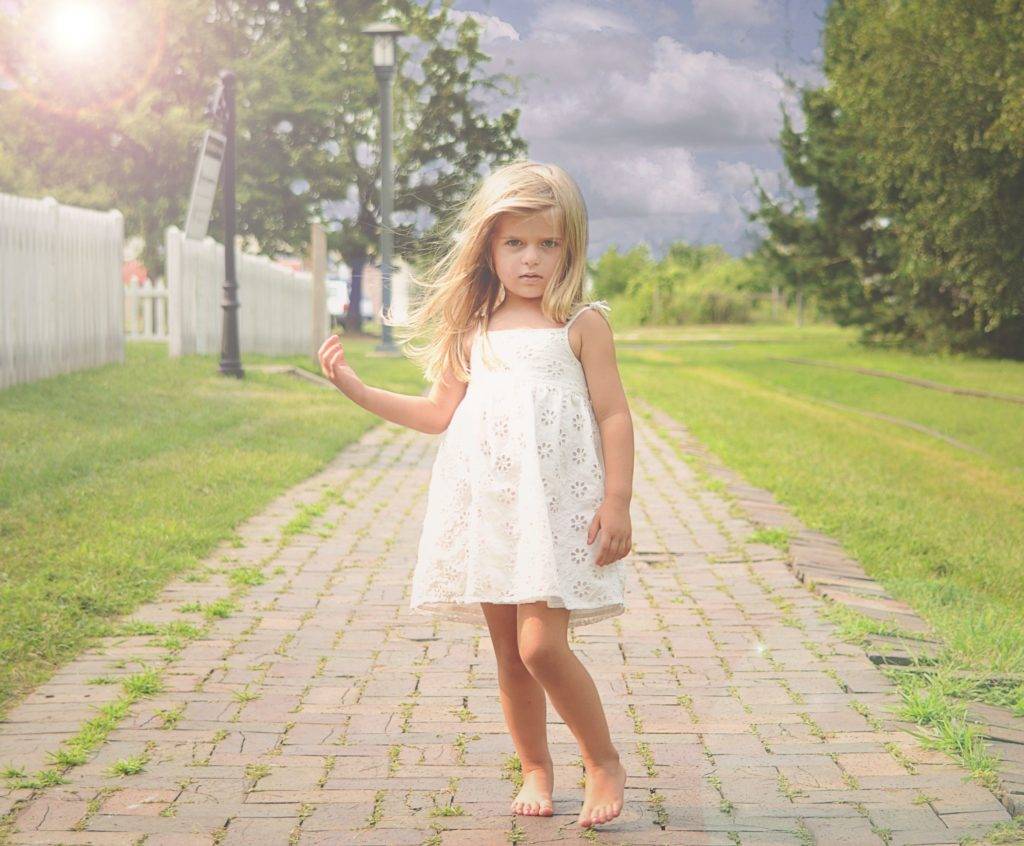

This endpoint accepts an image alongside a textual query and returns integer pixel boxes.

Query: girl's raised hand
[318,334,364,401]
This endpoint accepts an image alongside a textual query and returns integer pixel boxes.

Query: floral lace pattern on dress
[410,300,625,628]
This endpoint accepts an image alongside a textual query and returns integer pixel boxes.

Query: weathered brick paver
[0,409,1014,844]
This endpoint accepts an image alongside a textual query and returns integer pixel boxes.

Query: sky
[436,0,829,259]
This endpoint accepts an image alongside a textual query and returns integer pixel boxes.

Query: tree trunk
[345,249,367,335]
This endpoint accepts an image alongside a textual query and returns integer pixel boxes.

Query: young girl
[317,160,634,829]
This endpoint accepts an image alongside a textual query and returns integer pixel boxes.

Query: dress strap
[564,299,612,333]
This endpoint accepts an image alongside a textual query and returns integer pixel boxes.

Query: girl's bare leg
[480,602,555,816]
[516,601,626,828]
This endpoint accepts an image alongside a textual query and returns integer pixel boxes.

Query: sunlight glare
[47,2,110,60]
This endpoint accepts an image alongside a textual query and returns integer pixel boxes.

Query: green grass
[108,753,149,777]
[428,804,465,817]
[620,323,1024,682]
[0,338,423,714]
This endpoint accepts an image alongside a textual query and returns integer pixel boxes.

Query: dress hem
[410,597,625,628]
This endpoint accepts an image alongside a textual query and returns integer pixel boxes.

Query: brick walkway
[0,409,1013,845]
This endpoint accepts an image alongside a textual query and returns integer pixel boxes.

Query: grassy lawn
[618,323,1024,702]
[0,336,424,714]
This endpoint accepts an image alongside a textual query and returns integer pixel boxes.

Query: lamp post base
[372,341,400,355]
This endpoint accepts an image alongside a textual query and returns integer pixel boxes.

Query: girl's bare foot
[511,764,555,816]
[578,756,626,827]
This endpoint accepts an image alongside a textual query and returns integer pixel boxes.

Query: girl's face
[489,209,564,300]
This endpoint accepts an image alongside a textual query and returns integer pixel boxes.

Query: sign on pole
[183,129,226,240]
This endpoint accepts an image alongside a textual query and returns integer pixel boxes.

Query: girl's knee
[493,643,529,673]
[518,638,569,675]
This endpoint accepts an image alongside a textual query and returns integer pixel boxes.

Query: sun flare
[46,1,110,59]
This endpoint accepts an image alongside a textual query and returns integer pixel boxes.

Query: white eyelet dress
[410,300,626,629]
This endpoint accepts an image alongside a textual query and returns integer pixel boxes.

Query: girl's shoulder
[566,299,612,330]
[565,300,613,361]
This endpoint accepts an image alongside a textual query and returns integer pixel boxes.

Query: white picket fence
[124,276,169,341]
[0,193,124,390]
[165,225,321,357]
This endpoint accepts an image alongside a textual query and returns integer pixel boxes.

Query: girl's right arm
[318,334,468,435]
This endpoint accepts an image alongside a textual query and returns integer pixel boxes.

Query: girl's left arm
[576,310,634,566]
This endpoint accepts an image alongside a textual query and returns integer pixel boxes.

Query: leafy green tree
[827,0,1024,356]
[589,244,654,300]
[752,0,1024,356]
[750,80,903,339]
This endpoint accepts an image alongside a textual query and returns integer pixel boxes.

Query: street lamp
[207,69,244,378]
[361,21,404,354]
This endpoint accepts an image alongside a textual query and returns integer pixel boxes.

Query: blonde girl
[318,160,633,828]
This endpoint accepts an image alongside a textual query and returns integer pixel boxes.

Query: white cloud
[714,160,780,233]
[534,2,639,34]
[575,148,720,217]
[512,34,792,149]
[448,9,520,43]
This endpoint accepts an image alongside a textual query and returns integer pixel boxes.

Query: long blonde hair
[387,160,591,385]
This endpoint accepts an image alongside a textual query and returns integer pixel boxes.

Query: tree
[751,0,1024,357]
[826,0,1024,356]
[750,80,903,341]
[589,244,654,300]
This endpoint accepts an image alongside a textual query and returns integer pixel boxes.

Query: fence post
[311,222,327,365]
[109,208,125,364]
[166,225,185,357]
[43,197,59,380]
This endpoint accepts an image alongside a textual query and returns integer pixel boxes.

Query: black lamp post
[361,21,404,354]
[211,69,243,378]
